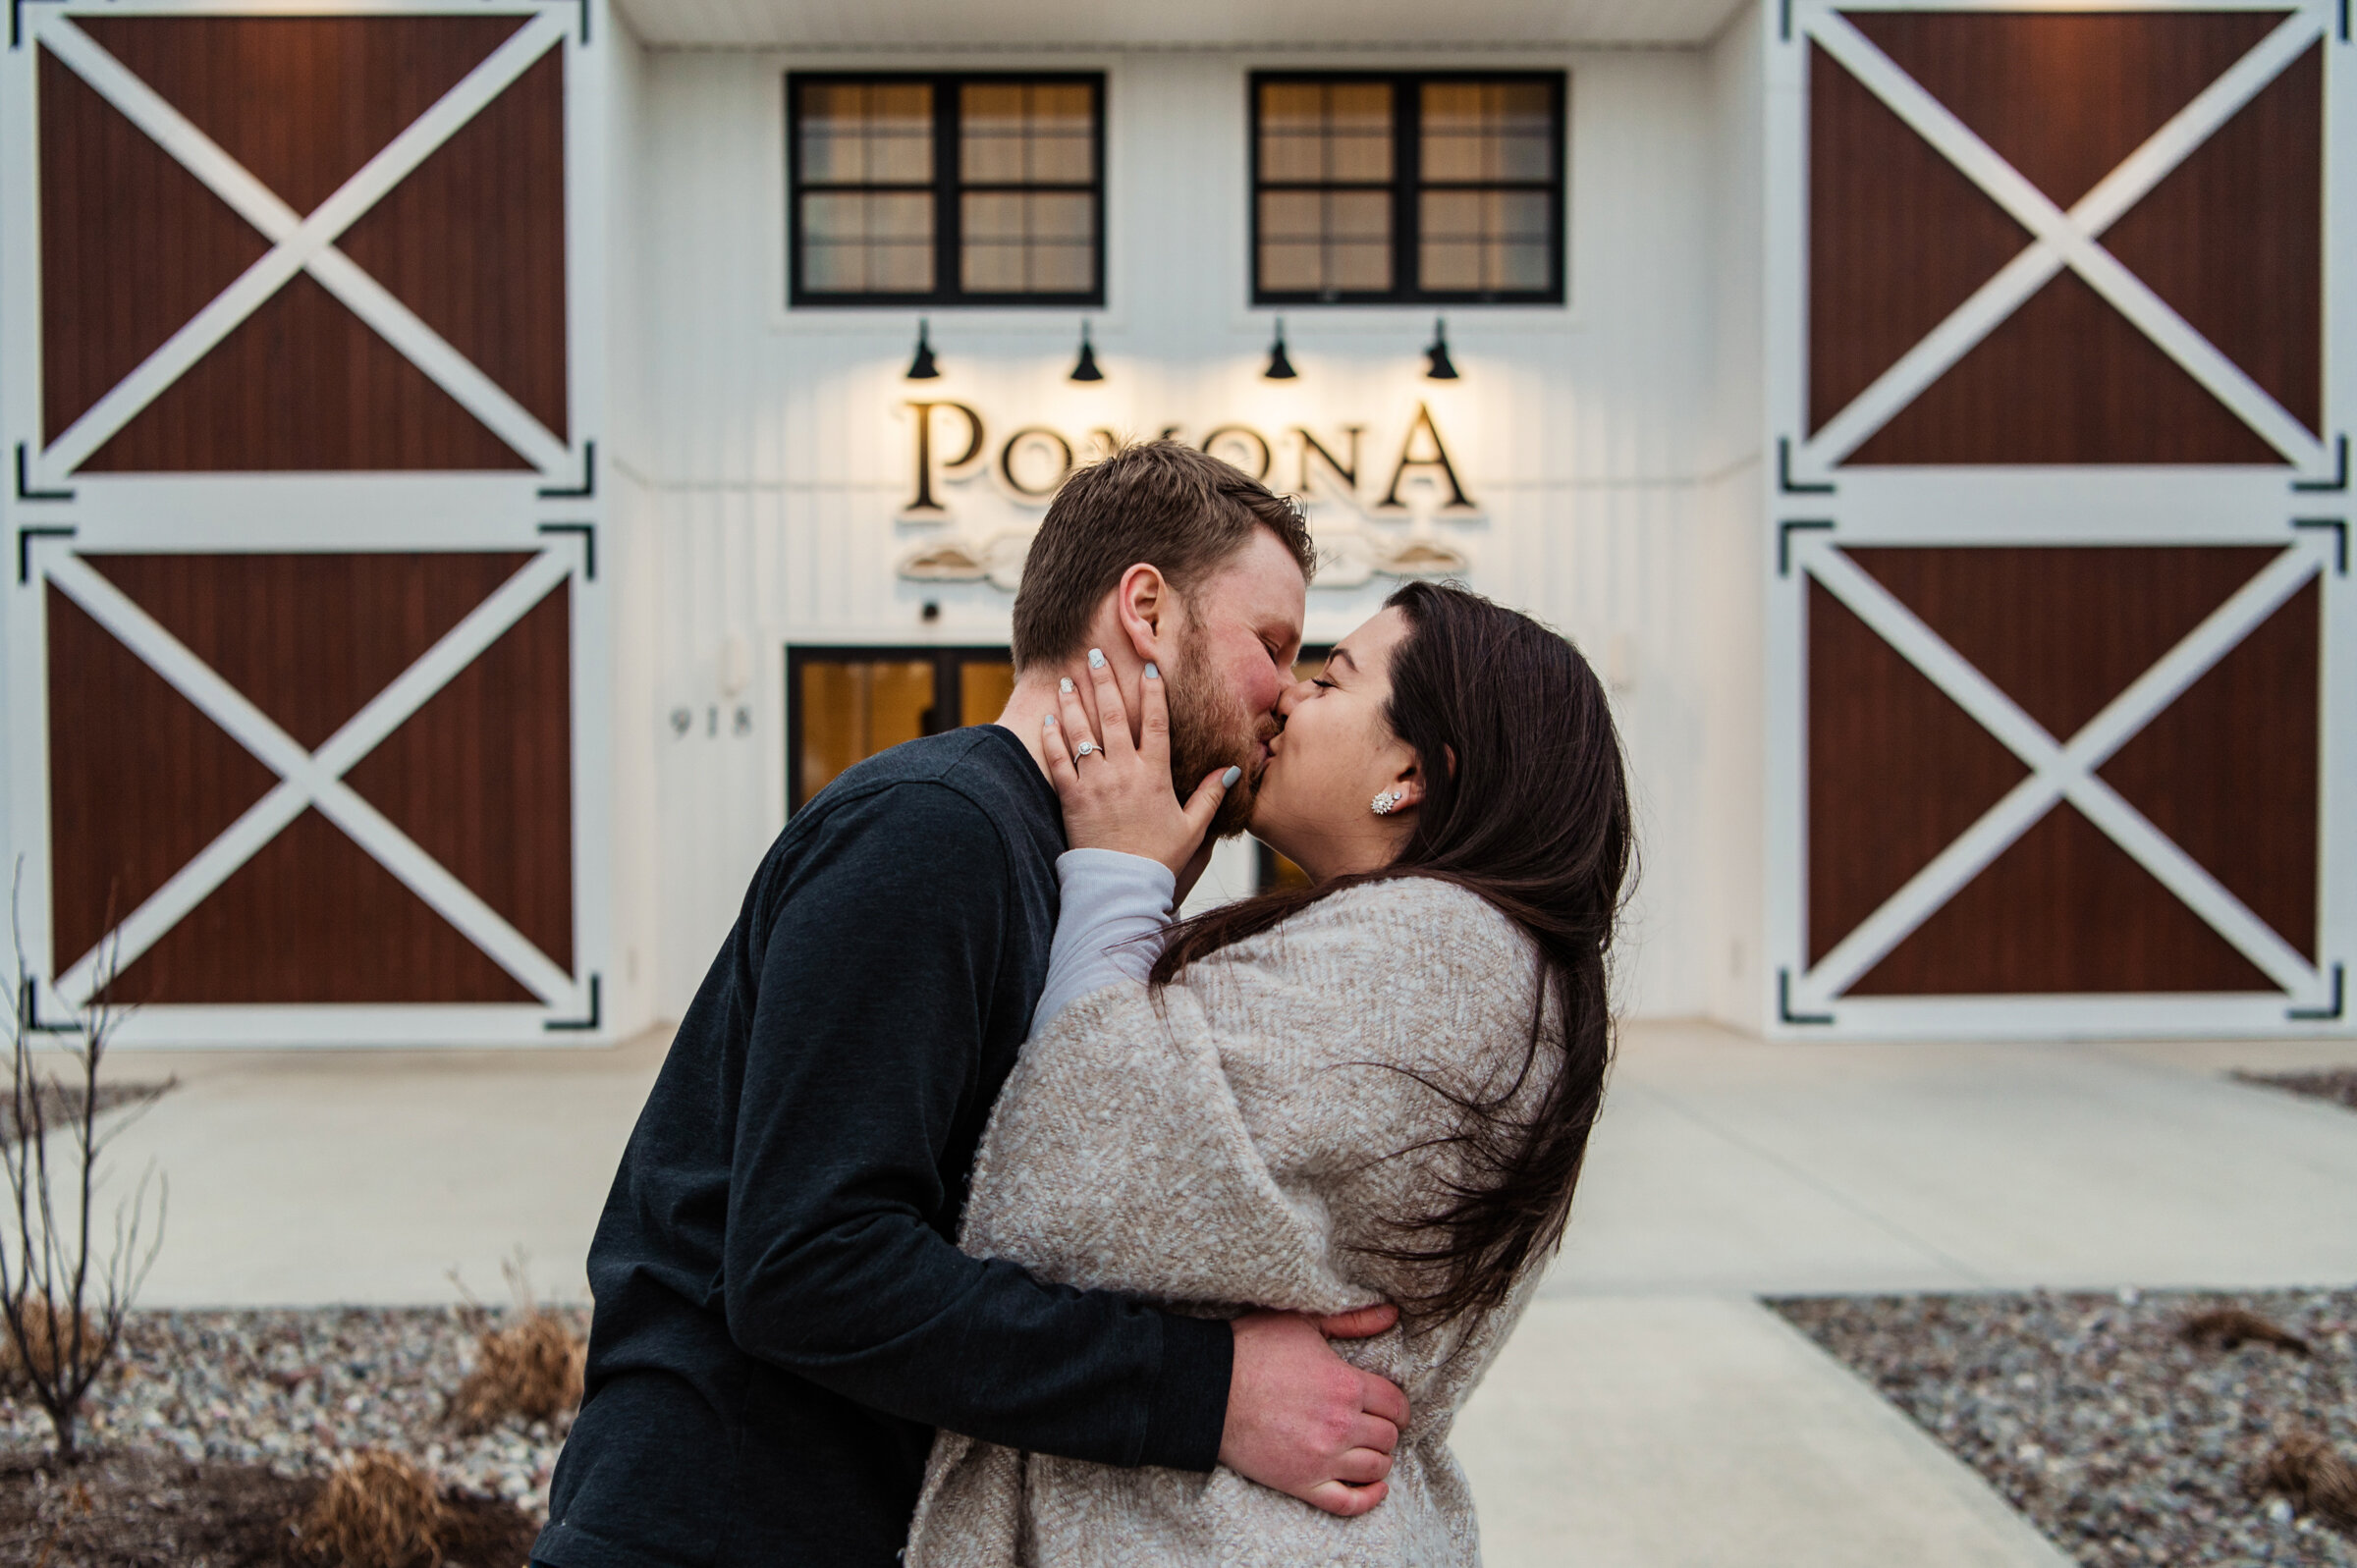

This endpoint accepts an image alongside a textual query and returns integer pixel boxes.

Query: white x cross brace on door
[1794,5,2332,480]
[44,548,578,1008]
[24,7,573,483]
[1786,530,2336,1016]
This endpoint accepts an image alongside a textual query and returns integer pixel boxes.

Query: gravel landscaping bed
[1,1446,537,1568]
[1774,1287,2357,1567]
[2235,1067,2357,1115]
[1,1303,581,1561]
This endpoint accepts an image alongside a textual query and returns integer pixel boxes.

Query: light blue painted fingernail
[1059,676,1074,694]
[1143,662,1160,680]
[1087,648,1106,670]
[1044,714,1057,728]
[1222,766,1242,787]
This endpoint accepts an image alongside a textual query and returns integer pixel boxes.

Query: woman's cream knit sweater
[905,875,1559,1567]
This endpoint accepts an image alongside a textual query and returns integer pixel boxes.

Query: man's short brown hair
[1011,440,1315,670]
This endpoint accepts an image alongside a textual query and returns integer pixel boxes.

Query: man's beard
[1166,635,1274,839]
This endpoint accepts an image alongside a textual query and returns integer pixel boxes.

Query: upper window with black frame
[790,74,1105,306]
[1252,73,1564,305]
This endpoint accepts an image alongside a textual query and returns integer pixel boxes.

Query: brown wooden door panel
[1848,802,2276,996]
[2101,41,2323,438]
[38,13,567,473]
[104,808,537,1005]
[35,47,273,444]
[1808,10,2321,466]
[1806,41,2029,434]
[1843,11,2281,210]
[1842,268,2284,466]
[1806,577,2028,966]
[1844,546,2275,740]
[74,15,527,216]
[82,274,535,473]
[47,551,574,1005]
[45,586,281,973]
[2099,578,2320,959]
[1807,546,2320,996]
[345,587,575,971]
[338,47,570,441]
[88,552,535,748]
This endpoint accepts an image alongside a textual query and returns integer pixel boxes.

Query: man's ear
[1114,563,1176,663]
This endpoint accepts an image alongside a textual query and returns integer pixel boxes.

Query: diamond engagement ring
[1072,741,1101,760]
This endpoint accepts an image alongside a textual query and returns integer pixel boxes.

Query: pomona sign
[902,401,1477,516]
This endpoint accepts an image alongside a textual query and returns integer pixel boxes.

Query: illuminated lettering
[1199,425,1273,482]
[904,401,986,513]
[999,426,1076,498]
[1294,425,1363,497]
[1379,402,1473,510]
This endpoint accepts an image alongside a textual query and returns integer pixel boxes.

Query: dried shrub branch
[1,865,168,1460]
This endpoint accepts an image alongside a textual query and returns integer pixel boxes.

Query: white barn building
[1,0,2348,1048]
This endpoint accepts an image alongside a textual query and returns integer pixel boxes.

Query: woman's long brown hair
[1149,580,1634,1324]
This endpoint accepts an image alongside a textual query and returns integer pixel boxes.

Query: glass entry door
[788,646,1017,810]
[790,645,1334,896]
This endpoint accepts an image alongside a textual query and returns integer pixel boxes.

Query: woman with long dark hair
[907,580,1633,1566]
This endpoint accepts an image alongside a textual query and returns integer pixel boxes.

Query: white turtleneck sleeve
[1031,848,1178,1033]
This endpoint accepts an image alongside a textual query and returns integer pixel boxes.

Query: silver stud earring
[1371,790,1402,816]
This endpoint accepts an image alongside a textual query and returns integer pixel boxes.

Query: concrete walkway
[66,1019,2357,1564]
[1553,1027,2357,1297]
[79,1030,670,1309]
[1453,1296,2075,1568]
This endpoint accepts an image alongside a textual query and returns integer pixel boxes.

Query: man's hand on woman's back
[1220,1306,1410,1517]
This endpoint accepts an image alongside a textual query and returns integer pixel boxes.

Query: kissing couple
[533,440,1633,1568]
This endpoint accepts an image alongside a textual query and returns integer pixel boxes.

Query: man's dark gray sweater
[534,725,1233,1568]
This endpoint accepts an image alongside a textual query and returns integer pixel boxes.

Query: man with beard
[537,442,1412,1568]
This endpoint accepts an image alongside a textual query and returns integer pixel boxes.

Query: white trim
[43,551,576,1006]
[1801,8,2326,469]
[29,10,571,479]
[1797,992,2354,1045]
[97,1004,594,1051]
[32,0,551,13]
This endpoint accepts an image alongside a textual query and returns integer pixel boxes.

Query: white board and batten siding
[612,26,1772,1028]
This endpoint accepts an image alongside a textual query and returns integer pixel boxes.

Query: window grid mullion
[1394,76,1417,300]
[935,78,960,299]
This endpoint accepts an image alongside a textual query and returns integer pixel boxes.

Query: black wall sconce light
[1069,320,1104,382]
[1424,317,1459,381]
[905,319,940,380]
[1263,318,1297,380]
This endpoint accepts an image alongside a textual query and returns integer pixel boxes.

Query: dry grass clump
[2180,1306,2312,1356]
[2255,1429,2357,1529]
[450,1309,584,1433]
[296,1449,452,1568]
[0,1296,98,1387]
[447,1250,585,1433]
